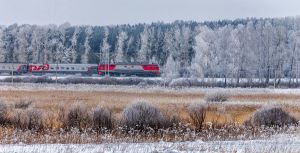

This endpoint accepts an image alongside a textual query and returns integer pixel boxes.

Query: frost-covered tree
[194,26,218,77]
[31,26,48,63]
[0,17,300,81]
[230,24,249,84]
[216,25,234,81]
[81,26,92,64]
[2,24,19,63]
[16,25,33,63]
[115,31,128,63]
[286,31,300,84]
[67,26,80,63]
[138,26,151,62]
[100,28,111,64]
[261,21,276,84]
[163,53,180,78]
[0,27,5,62]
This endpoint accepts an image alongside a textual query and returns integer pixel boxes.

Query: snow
[0,134,300,153]
[1,81,300,94]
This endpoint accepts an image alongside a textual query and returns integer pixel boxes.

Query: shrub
[66,102,91,130]
[12,109,28,129]
[27,108,44,130]
[163,114,181,129]
[14,100,32,109]
[169,78,191,87]
[188,102,207,131]
[0,102,8,125]
[12,108,45,130]
[93,106,113,131]
[205,92,229,103]
[245,107,297,127]
[137,81,148,87]
[57,104,66,128]
[122,102,164,131]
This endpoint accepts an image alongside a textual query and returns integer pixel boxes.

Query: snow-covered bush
[0,102,8,125]
[169,78,191,87]
[66,102,91,130]
[188,102,207,131]
[93,106,113,131]
[122,102,164,131]
[168,78,203,87]
[245,107,297,127]
[205,92,229,103]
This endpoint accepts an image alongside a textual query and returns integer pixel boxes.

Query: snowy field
[0,134,299,153]
[0,75,299,89]
[1,81,300,94]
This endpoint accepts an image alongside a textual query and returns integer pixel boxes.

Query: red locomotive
[97,63,160,77]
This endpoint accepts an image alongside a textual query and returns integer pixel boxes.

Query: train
[0,63,161,77]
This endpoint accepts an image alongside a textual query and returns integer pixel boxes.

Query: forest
[1,17,300,82]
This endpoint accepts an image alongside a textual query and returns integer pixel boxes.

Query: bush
[188,102,207,131]
[57,104,66,128]
[0,102,8,125]
[66,102,91,130]
[12,108,44,130]
[245,107,297,127]
[169,78,191,87]
[27,108,44,130]
[122,102,164,131]
[14,100,32,109]
[205,92,229,103]
[163,114,181,129]
[12,109,28,129]
[93,106,113,131]
[137,81,148,87]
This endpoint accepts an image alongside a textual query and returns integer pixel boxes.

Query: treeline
[1,17,300,83]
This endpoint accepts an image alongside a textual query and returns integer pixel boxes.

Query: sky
[0,0,300,26]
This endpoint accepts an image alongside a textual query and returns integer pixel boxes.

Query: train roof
[0,63,159,66]
[99,62,159,65]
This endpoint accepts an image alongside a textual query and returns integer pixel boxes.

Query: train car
[97,63,160,77]
[27,63,98,75]
[0,63,26,75]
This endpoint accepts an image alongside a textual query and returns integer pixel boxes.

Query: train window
[61,67,64,70]
[81,67,85,70]
[2,66,5,69]
[66,67,69,70]
[50,67,54,70]
[71,67,74,70]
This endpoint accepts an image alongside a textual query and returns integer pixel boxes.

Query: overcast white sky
[0,0,300,26]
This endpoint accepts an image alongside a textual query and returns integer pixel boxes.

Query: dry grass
[0,88,299,144]
[0,90,300,125]
[232,94,300,102]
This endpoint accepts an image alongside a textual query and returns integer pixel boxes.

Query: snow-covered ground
[1,81,300,94]
[0,134,299,153]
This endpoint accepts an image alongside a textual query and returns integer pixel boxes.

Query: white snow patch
[1,134,300,153]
